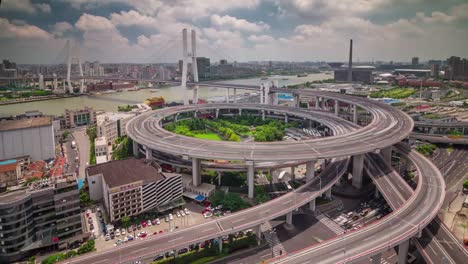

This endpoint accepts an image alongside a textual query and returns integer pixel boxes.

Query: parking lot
[93,202,211,252]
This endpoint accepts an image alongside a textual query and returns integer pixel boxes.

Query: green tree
[79,188,91,207]
[121,216,131,228]
[463,180,468,189]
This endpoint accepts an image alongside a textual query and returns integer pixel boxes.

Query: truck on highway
[71,141,76,149]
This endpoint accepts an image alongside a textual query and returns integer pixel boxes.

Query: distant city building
[0,174,83,263]
[96,112,135,145]
[0,59,17,78]
[334,66,374,84]
[431,64,440,78]
[411,57,419,66]
[86,159,183,222]
[64,107,96,128]
[0,117,55,161]
[394,69,431,77]
[219,59,228,65]
[196,57,210,80]
[445,56,468,81]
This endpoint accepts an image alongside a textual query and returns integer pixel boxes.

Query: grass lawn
[194,132,222,141]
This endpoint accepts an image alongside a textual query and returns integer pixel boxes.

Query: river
[0,73,330,116]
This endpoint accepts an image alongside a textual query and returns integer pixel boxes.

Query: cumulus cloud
[1,0,51,14]
[0,18,51,39]
[52,22,73,37]
[211,15,269,32]
[75,13,115,31]
[248,34,275,43]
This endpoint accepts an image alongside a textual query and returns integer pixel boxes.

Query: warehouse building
[0,117,55,161]
[86,159,183,222]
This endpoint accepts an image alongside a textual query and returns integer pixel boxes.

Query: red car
[140,233,147,238]
[153,232,158,235]
[142,222,147,228]
[159,230,163,234]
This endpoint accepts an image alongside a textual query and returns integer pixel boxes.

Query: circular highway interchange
[118,89,446,264]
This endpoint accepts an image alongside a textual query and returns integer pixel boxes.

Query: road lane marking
[168,237,183,243]
[232,218,245,224]
[93,259,109,264]
[330,248,345,254]
[363,235,375,241]
[133,247,148,253]
[282,200,291,205]
[202,227,215,233]
[427,243,439,256]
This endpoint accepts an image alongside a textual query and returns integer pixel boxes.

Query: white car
[147,220,152,226]
[176,211,181,218]
[105,234,110,241]
[169,214,173,220]
[115,229,121,237]
[184,208,190,215]
[155,218,161,225]
[203,212,213,218]
[121,229,126,236]
[180,210,185,217]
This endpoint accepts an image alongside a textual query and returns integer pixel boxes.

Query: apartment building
[64,107,96,128]
[86,159,183,222]
[96,112,135,145]
[0,174,83,263]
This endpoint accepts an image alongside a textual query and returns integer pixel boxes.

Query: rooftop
[95,136,107,146]
[97,112,134,125]
[87,158,171,188]
[0,116,52,132]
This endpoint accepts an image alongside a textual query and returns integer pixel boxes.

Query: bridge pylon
[180,28,199,105]
[65,39,85,94]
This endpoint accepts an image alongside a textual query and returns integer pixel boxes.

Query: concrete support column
[233,88,237,104]
[290,166,295,181]
[335,100,339,116]
[325,188,332,199]
[239,109,242,116]
[381,146,392,165]
[226,88,230,103]
[175,114,179,122]
[261,110,265,121]
[217,171,222,186]
[286,211,293,226]
[398,240,410,264]
[352,154,364,189]
[284,114,288,124]
[309,199,316,212]
[353,105,359,124]
[371,253,382,264]
[192,86,199,104]
[315,97,320,110]
[145,147,152,160]
[215,109,219,119]
[247,161,255,199]
[218,237,223,252]
[294,94,299,107]
[192,158,201,187]
[133,141,139,157]
[306,161,316,182]
[254,225,262,244]
[375,188,380,199]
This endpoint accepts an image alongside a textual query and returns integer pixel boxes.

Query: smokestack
[348,39,353,82]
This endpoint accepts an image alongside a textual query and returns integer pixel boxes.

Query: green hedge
[41,240,95,264]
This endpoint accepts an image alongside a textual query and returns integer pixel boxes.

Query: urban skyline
[1,0,468,63]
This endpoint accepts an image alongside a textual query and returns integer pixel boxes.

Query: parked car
[142,222,147,228]
[176,211,181,218]
[165,216,169,222]
[178,248,188,254]
[184,208,190,215]
[153,255,164,261]
[155,218,161,225]
[169,214,173,220]
[180,210,185,217]
[147,220,152,226]
[115,229,121,237]
[203,212,213,218]
[105,234,110,241]
[121,229,126,236]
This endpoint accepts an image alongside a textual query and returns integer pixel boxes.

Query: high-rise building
[411,57,419,66]
[431,64,440,78]
[0,174,83,263]
[220,59,228,65]
[445,56,468,81]
[196,57,210,80]
[64,107,96,128]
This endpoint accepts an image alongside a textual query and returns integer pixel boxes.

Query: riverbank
[0,94,79,106]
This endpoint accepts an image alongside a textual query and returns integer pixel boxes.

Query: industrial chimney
[347,39,353,82]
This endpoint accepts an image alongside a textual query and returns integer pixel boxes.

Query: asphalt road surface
[72,127,90,179]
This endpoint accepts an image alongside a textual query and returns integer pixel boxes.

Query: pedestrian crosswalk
[261,222,286,257]
[315,214,345,235]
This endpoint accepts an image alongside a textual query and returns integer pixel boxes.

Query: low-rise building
[0,117,55,161]
[64,107,96,128]
[0,174,83,263]
[86,159,183,222]
[334,66,374,84]
[181,174,216,198]
[96,112,135,145]
[0,159,22,187]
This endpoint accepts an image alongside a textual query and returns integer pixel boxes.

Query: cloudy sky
[1,0,467,64]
